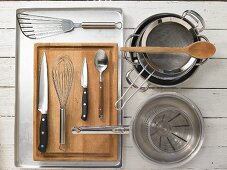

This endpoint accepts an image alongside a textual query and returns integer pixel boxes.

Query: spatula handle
[81,22,122,29]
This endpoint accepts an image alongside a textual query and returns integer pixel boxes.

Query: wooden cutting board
[33,43,119,161]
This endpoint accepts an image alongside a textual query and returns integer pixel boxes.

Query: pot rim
[130,92,204,168]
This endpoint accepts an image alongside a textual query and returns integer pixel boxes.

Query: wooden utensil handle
[99,81,103,120]
[120,47,186,53]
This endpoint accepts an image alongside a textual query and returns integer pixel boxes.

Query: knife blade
[81,57,88,121]
[38,52,48,153]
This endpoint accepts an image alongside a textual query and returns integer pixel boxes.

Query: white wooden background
[0,1,227,170]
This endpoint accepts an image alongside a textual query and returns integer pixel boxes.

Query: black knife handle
[81,88,88,121]
[38,114,48,153]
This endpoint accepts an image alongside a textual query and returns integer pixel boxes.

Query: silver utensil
[94,49,108,120]
[38,52,48,153]
[81,57,88,121]
[52,57,74,145]
[17,13,122,39]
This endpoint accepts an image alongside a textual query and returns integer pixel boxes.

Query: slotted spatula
[17,13,122,39]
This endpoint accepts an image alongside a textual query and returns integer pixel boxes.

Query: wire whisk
[52,57,74,147]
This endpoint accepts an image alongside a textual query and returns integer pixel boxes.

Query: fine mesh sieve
[142,22,195,73]
[137,17,198,81]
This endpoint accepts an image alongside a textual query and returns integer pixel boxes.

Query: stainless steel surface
[15,7,123,168]
[17,13,122,39]
[72,126,130,134]
[38,52,48,115]
[81,57,88,88]
[182,10,205,33]
[140,17,197,77]
[94,49,108,82]
[124,11,208,87]
[52,57,74,145]
[131,92,204,167]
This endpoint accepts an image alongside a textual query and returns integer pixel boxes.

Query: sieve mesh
[144,22,194,72]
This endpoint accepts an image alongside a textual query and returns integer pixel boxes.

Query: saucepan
[115,10,210,110]
[72,93,204,167]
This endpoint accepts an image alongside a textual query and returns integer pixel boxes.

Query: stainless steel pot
[73,93,204,168]
[124,10,209,86]
[115,10,209,110]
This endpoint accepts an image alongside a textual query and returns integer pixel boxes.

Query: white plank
[0,144,16,170]
[0,117,14,145]
[0,1,227,29]
[123,59,227,88]
[122,146,227,170]
[0,58,15,86]
[0,29,15,57]
[122,89,227,118]
[0,88,14,117]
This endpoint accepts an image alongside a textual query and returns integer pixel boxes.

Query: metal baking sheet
[15,8,123,168]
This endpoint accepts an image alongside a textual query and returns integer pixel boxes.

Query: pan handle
[123,34,140,65]
[196,35,209,66]
[182,10,205,33]
[72,126,130,135]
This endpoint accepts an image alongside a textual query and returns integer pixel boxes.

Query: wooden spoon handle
[121,47,186,53]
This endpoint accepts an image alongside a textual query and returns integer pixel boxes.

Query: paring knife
[81,57,88,121]
[38,52,48,153]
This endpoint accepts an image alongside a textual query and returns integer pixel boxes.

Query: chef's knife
[81,57,88,121]
[38,52,48,153]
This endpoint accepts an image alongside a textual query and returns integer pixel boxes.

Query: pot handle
[182,10,205,33]
[123,34,140,65]
[196,35,209,66]
[72,126,130,135]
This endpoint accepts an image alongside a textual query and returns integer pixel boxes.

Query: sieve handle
[81,22,122,29]
[72,126,130,135]
[115,66,152,110]
[182,10,205,33]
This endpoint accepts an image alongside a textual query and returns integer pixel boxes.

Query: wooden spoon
[121,41,216,59]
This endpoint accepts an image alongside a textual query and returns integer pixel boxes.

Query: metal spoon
[94,49,108,120]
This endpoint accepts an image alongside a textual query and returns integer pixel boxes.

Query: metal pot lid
[131,92,204,167]
[140,17,197,75]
